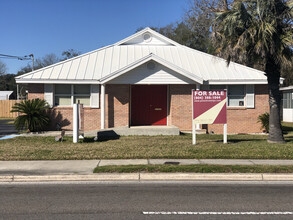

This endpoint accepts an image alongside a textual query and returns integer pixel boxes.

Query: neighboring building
[15,28,269,134]
[0,91,13,100]
[281,86,293,122]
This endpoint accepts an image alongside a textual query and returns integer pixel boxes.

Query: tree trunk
[266,57,285,143]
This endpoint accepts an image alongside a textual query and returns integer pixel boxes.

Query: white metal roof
[16,27,267,85]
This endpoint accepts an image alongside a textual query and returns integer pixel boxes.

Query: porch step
[196,129,207,134]
[98,125,180,137]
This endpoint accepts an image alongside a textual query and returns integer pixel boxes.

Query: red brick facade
[27,83,269,133]
[205,85,269,134]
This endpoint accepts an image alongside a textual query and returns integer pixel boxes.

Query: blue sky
[1,0,188,74]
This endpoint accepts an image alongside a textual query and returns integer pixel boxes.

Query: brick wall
[27,83,269,133]
[105,84,130,128]
[169,85,197,130]
[27,84,129,131]
[208,84,269,134]
[169,84,269,134]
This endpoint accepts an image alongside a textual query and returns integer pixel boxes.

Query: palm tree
[11,99,50,132]
[214,0,293,143]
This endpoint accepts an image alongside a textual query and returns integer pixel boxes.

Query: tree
[35,53,60,69]
[61,49,81,60]
[281,61,293,86]
[0,74,17,99]
[0,60,7,75]
[17,50,81,76]
[214,0,293,143]
[11,99,50,132]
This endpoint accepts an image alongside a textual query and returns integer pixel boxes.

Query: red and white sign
[192,90,227,124]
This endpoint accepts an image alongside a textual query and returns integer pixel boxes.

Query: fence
[0,100,18,118]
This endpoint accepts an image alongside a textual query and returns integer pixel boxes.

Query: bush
[257,112,269,133]
[11,99,50,132]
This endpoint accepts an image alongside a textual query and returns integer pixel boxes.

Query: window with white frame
[54,84,91,106]
[283,92,293,109]
[227,85,245,107]
[209,85,253,107]
[55,84,71,106]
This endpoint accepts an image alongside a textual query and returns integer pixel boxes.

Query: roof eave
[208,79,268,85]
[15,79,100,84]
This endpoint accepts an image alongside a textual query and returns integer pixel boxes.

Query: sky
[0,0,188,74]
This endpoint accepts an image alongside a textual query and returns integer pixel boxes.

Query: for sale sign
[192,90,227,124]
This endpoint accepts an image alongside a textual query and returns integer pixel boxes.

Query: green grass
[0,132,293,160]
[93,164,293,173]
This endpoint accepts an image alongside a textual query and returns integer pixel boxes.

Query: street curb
[140,173,263,181]
[1,173,293,182]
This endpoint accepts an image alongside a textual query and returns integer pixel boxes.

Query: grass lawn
[0,132,293,160]
[93,164,293,173]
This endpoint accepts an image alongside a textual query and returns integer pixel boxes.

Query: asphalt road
[0,119,17,137]
[1,182,293,219]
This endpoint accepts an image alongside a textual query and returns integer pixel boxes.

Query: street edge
[1,173,293,182]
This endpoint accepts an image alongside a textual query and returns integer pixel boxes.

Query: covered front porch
[99,84,202,131]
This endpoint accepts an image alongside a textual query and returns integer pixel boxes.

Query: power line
[0,53,31,60]
[0,53,34,71]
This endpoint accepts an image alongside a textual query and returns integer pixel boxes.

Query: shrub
[11,99,50,132]
[257,112,270,133]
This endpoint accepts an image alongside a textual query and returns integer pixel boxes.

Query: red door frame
[130,85,168,126]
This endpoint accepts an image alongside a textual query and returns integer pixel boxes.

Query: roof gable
[100,53,203,84]
[115,27,180,46]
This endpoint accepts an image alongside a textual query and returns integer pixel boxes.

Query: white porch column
[196,84,200,130]
[101,84,105,130]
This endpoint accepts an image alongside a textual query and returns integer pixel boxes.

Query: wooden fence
[0,100,18,118]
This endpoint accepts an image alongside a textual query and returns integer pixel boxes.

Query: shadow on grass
[82,135,121,143]
[283,125,293,132]
[285,135,293,143]
[222,138,265,143]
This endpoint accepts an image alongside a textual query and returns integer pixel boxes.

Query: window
[283,92,293,109]
[55,84,71,106]
[209,85,252,107]
[73,85,90,106]
[228,85,245,107]
[54,84,91,106]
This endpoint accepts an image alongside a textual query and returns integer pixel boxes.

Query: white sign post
[73,103,79,143]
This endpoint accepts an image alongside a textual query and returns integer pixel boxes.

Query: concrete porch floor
[20,125,180,137]
[98,125,180,136]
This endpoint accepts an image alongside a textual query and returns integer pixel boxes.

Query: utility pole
[29,54,34,71]
[24,54,34,71]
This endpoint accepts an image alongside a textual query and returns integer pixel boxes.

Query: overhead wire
[0,53,31,60]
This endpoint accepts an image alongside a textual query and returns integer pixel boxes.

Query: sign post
[192,89,227,144]
[73,103,79,143]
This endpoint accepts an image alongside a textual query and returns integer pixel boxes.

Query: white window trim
[227,85,245,107]
[54,84,91,107]
[209,85,255,108]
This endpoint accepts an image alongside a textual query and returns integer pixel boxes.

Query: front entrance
[131,85,167,126]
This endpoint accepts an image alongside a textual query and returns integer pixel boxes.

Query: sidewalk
[1,159,293,182]
[2,159,293,175]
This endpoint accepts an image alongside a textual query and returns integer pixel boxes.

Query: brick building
[15,28,269,134]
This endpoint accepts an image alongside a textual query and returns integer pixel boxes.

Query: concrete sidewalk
[1,159,293,176]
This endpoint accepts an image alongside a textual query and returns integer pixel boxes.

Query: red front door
[131,85,167,126]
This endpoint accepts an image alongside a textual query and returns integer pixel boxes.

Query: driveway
[0,119,18,137]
